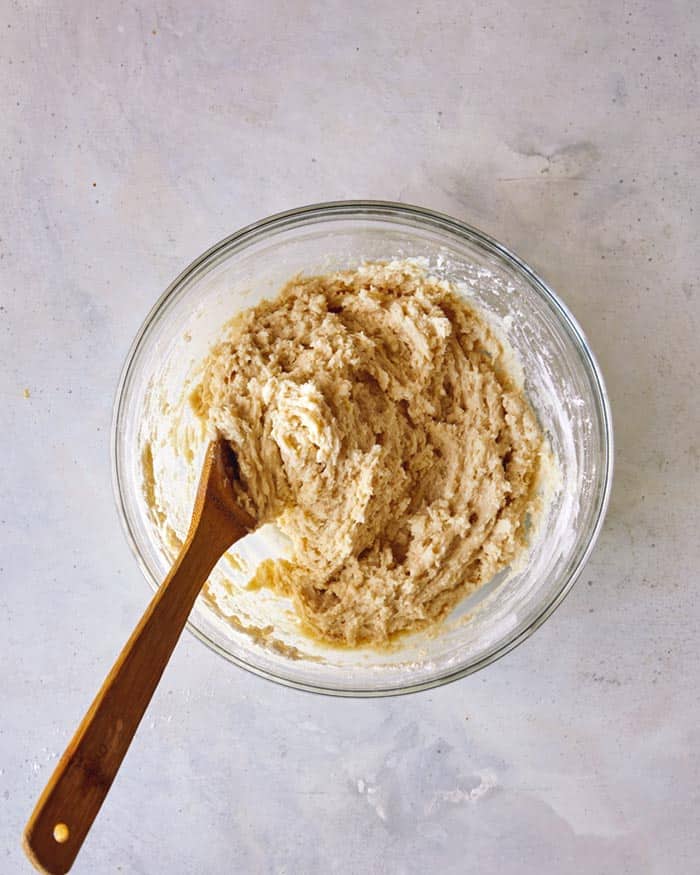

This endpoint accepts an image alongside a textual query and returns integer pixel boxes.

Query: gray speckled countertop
[3,3,699,873]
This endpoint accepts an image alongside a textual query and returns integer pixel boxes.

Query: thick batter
[197,260,544,646]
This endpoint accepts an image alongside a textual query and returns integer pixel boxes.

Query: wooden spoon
[23,437,255,874]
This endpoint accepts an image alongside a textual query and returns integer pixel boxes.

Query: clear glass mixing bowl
[112,201,612,696]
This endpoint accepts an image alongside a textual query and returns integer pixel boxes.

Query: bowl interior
[113,203,611,695]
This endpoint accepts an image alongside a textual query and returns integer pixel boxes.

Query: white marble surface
[3,2,699,873]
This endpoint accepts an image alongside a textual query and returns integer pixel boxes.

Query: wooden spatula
[23,437,255,874]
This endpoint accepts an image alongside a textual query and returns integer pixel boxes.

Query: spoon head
[192,437,257,536]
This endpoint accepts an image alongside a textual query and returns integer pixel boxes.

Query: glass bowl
[112,201,612,697]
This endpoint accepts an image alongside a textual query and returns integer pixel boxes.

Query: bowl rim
[111,199,614,697]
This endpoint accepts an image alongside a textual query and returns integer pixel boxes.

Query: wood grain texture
[23,439,255,874]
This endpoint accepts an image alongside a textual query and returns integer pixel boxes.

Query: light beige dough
[196,260,544,646]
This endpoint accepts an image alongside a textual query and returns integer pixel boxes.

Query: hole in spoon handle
[53,823,70,844]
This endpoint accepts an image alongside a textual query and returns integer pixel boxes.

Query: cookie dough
[198,260,544,646]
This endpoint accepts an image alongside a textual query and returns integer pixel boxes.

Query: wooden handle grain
[23,489,250,874]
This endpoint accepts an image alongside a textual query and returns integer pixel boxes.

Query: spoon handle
[23,456,250,874]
